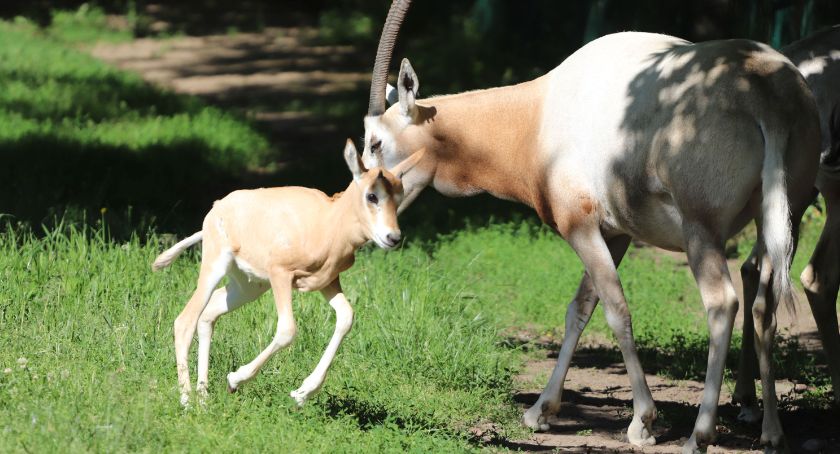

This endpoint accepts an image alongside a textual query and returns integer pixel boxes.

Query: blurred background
[2,0,840,239]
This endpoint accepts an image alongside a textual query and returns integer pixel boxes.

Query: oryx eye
[366,193,379,205]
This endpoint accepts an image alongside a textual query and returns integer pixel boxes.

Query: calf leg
[173,245,232,406]
[227,270,296,391]
[522,235,630,432]
[681,224,739,454]
[195,271,269,399]
[290,279,353,406]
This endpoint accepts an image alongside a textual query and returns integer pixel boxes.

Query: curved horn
[368,0,412,117]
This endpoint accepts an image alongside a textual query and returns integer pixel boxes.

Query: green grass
[1,216,832,452]
[1,8,837,452]
[45,6,134,45]
[0,224,522,452]
[0,16,272,235]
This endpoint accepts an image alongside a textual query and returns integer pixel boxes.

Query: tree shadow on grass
[0,135,237,237]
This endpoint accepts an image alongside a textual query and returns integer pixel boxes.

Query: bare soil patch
[501,247,839,453]
[90,27,371,186]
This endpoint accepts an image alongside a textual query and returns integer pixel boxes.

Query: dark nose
[386,231,401,245]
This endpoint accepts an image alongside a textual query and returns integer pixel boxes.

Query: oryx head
[362,0,436,212]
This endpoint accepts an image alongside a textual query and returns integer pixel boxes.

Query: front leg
[525,228,656,447]
[227,270,296,391]
[523,235,630,432]
[290,278,353,406]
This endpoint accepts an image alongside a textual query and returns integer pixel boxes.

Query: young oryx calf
[152,140,424,407]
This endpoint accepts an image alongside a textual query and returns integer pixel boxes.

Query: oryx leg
[195,269,269,399]
[733,243,762,423]
[525,229,656,446]
[173,243,232,406]
[746,250,788,451]
[681,223,739,454]
[522,235,630,431]
[753,194,809,451]
[800,184,840,406]
[227,270,296,391]
[290,279,354,406]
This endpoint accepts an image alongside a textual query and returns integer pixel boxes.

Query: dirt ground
[91,26,371,180]
[89,31,839,454]
[501,256,839,453]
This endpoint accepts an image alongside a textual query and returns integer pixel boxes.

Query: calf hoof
[522,407,550,432]
[179,393,190,408]
[226,373,239,393]
[290,389,307,407]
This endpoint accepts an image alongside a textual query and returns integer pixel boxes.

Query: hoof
[290,389,307,407]
[737,405,762,424]
[759,433,787,453]
[683,429,716,454]
[522,407,550,432]
[226,373,238,393]
[179,393,190,408]
[682,436,702,454]
[628,418,656,447]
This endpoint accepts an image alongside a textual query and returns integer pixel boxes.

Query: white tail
[152,231,203,271]
[759,123,795,316]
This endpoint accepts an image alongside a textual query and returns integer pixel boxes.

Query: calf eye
[371,140,382,152]
[366,193,379,204]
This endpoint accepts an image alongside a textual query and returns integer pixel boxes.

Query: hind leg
[733,243,762,423]
[800,184,840,406]
[195,269,269,400]
[174,243,233,406]
[752,197,808,451]
[682,223,739,454]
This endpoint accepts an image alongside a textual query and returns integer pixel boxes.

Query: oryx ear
[386,84,399,106]
[343,139,366,181]
[397,58,419,118]
[389,147,426,180]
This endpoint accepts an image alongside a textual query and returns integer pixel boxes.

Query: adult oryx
[360,1,820,452]
[735,24,840,422]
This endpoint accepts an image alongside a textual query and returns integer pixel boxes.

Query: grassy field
[0,14,272,236]
[0,218,832,452]
[0,8,837,452]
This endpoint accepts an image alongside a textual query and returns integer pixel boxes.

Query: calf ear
[397,58,419,118]
[386,84,399,106]
[343,139,366,181]
[389,147,426,179]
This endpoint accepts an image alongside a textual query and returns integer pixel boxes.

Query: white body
[363,31,821,452]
